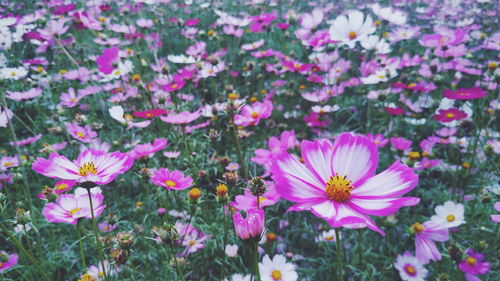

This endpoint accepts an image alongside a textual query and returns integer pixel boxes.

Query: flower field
[0,0,498,280]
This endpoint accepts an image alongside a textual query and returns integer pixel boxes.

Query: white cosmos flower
[371,4,407,25]
[360,35,391,54]
[431,201,465,228]
[259,254,298,281]
[223,274,251,281]
[109,105,126,124]
[328,10,376,48]
[0,66,28,80]
[0,106,13,127]
[167,54,196,64]
[394,252,428,281]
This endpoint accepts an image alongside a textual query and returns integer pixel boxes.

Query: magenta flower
[150,168,193,190]
[231,182,281,211]
[251,130,299,176]
[434,108,467,123]
[0,156,19,172]
[234,100,273,127]
[96,46,119,74]
[65,122,98,143]
[0,252,18,272]
[415,158,440,170]
[32,149,133,186]
[6,87,42,101]
[128,138,167,159]
[491,202,500,223]
[393,251,428,281]
[60,88,83,108]
[443,87,487,100]
[98,221,116,233]
[272,133,419,235]
[233,208,265,240]
[43,192,105,224]
[366,133,388,147]
[9,134,42,146]
[391,137,412,151]
[411,221,449,264]
[459,249,490,281]
[160,109,202,125]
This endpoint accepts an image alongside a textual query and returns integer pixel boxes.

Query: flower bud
[111,248,128,265]
[249,177,266,197]
[153,223,179,245]
[116,232,135,249]
[188,188,201,203]
[216,184,229,202]
[233,208,265,240]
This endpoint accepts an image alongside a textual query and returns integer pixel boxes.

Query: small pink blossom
[150,168,193,190]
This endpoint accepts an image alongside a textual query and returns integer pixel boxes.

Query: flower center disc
[271,270,282,280]
[325,174,354,202]
[165,180,177,187]
[466,256,477,266]
[404,265,416,276]
[79,162,97,176]
[348,31,357,40]
[446,214,455,222]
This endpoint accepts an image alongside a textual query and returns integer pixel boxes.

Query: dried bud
[219,156,231,167]
[438,274,449,281]
[15,208,31,225]
[116,232,135,249]
[153,223,179,245]
[111,248,128,265]
[249,176,266,196]
[448,244,462,263]
[223,171,239,185]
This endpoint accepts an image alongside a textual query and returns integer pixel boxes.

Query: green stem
[0,223,51,281]
[221,203,229,279]
[335,228,343,281]
[168,243,186,281]
[252,240,261,281]
[76,222,87,270]
[86,188,108,279]
[231,122,248,179]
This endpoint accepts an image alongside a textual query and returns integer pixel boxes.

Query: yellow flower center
[258,197,267,205]
[4,162,12,167]
[325,236,334,240]
[79,162,98,176]
[466,256,476,266]
[325,174,354,202]
[55,184,68,190]
[69,208,81,216]
[408,83,416,88]
[98,272,104,278]
[76,132,86,138]
[78,273,96,281]
[348,31,357,40]
[404,265,416,275]
[172,84,178,89]
[411,222,425,233]
[0,262,3,268]
[189,240,196,246]
[271,270,282,280]
[251,112,259,119]
[10,72,16,76]
[165,180,177,187]
[445,113,455,118]
[446,214,455,222]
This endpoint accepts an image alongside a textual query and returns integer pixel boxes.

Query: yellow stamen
[251,112,259,119]
[411,222,425,233]
[76,132,86,138]
[189,240,196,246]
[271,270,282,280]
[55,184,68,190]
[325,236,334,240]
[466,256,476,266]
[445,113,455,118]
[79,162,97,176]
[348,31,357,40]
[404,265,416,275]
[4,162,12,167]
[69,208,81,216]
[325,173,354,202]
[446,215,455,222]
[165,180,177,187]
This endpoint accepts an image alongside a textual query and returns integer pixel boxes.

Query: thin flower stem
[0,223,51,281]
[335,228,343,281]
[231,122,248,179]
[168,243,186,281]
[220,202,229,279]
[252,239,261,281]
[86,188,108,279]
[76,222,87,270]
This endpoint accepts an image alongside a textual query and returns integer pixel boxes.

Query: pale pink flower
[234,100,273,127]
[65,122,98,143]
[42,192,105,224]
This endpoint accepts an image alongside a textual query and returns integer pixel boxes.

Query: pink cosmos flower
[231,182,281,211]
[272,133,419,235]
[415,158,440,170]
[179,226,211,256]
[150,168,193,190]
[0,106,13,128]
[459,249,490,281]
[0,156,19,172]
[393,251,428,281]
[96,46,119,74]
[233,208,265,240]
[491,202,500,223]
[9,134,42,146]
[0,252,18,272]
[43,192,105,224]
[65,122,98,143]
[234,100,273,127]
[391,137,412,151]
[0,173,13,190]
[241,39,265,51]
[160,109,202,125]
[434,108,467,123]
[6,88,42,101]
[366,133,388,147]
[98,221,116,233]
[411,221,449,264]
[128,138,167,159]
[251,131,299,176]
[133,109,168,118]
[443,87,487,100]
[300,8,324,30]
[60,88,83,107]
[32,149,133,186]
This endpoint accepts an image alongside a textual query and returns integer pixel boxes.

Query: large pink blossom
[32,149,133,186]
[150,168,193,190]
[234,100,273,127]
[43,191,105,224]
[96,46,119,74]
[160,109,201,125]
[251,130,298,176]
[271,133,419,235]
[459,249,490,281]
